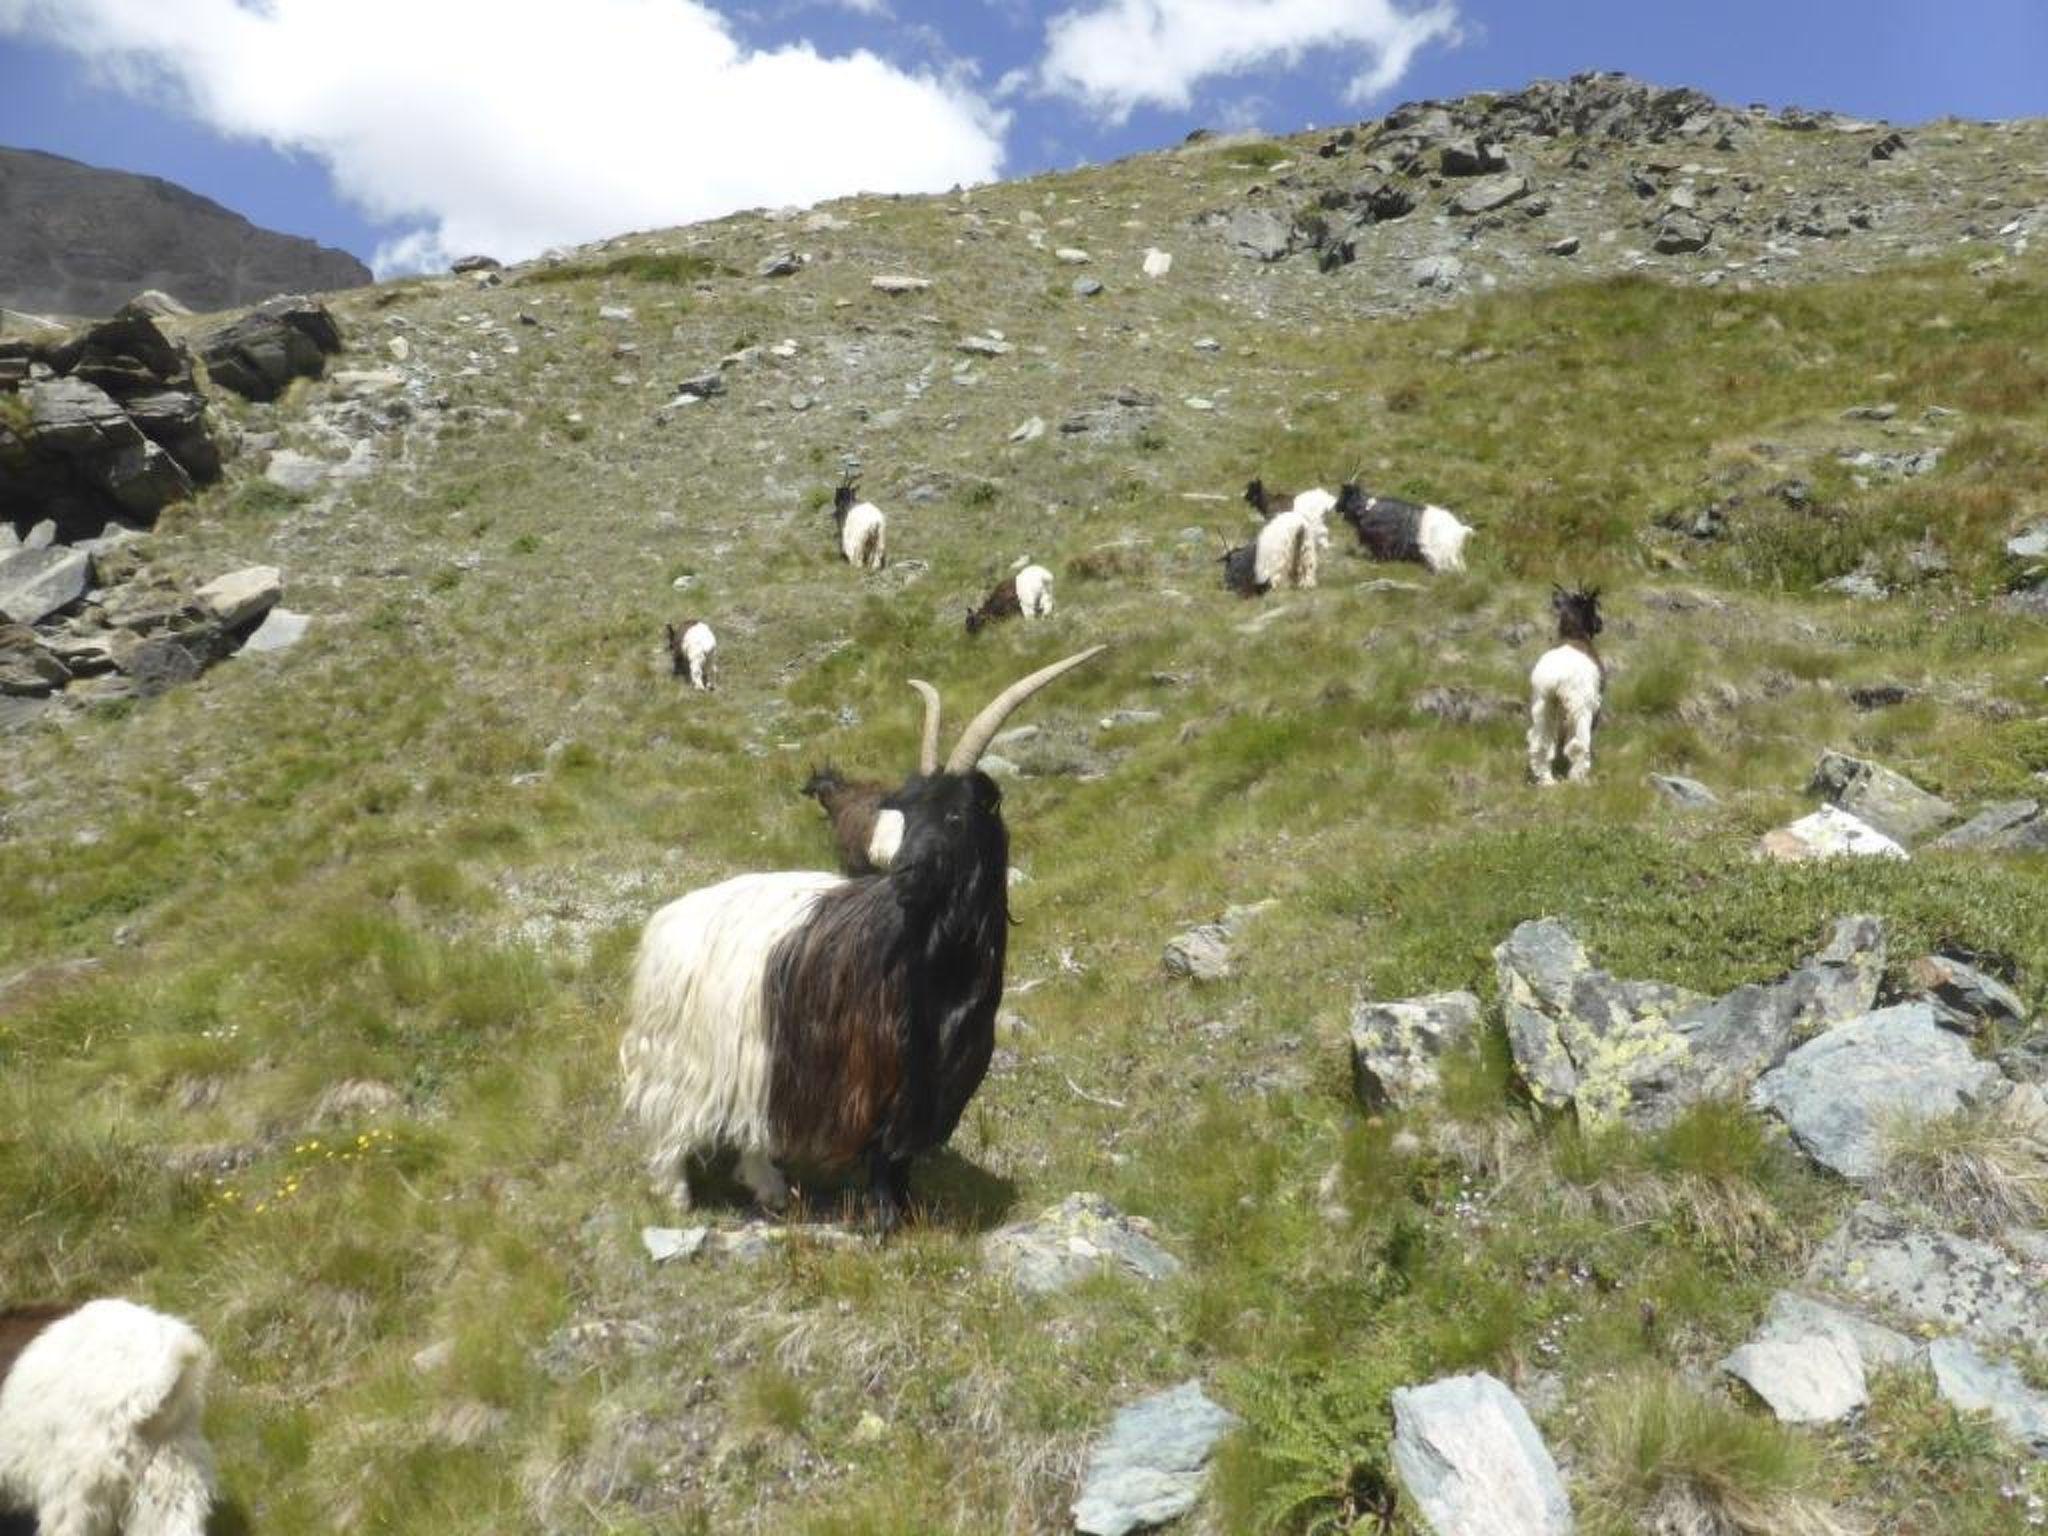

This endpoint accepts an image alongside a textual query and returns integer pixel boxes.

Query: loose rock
[1810,749,1957,844]
[1390,1372,1572,1536]
[1072,1381,1237,1536]
[983,1193,1182,1295]
[1759,805,1906,863]
[1349,992,1482,1111]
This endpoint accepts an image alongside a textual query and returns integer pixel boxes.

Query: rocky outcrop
[1496,915,1884,1128]
[199,296,345,401]
[1,307,221,540]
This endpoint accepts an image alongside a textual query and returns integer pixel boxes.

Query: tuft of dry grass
[1877,1089,2048,1235]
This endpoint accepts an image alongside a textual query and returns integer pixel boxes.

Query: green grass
[2,135,2047,1535]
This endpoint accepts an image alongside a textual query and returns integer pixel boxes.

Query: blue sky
[1,0,2041,274]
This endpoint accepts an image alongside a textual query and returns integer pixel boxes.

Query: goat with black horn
[621,648,1105,1231]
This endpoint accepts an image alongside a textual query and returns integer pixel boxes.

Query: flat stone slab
[870,274,932,293]
[1807,1203,2048,1350]
[1930,800,2048,855]
[1449,173,1531,215]
[1929,1337,2048,1454]
[1390,1372,1572,1536]
[1072,1381,1237,1536]
[1649,773,1720,808]
[264,449,331,493]
[1758,1290,1921,1371]
[0,546,91,625]
[641,1222,867,1265]
[195,565,282,629]
[983,1193,1182,1295]
[241,607,309,654]
[1350,991,1482,1111]
[1750,1003,2004,1179]
[1759,805,1906,863]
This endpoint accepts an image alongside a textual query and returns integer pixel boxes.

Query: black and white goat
[0,1298,214,1536]
[1528,586,1605,785]
[965,564,1054,634]
[621,650,1103,1230]
[1335,481,1474,573]
[665,620,717,691]
[831,475,887,570]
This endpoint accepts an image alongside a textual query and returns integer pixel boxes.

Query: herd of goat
[0,467,1608,1533]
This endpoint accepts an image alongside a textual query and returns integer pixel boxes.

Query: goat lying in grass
[1528,585,1605,785]
[665,620,717,690]
[0,1298,214,1536]
[966,564,1054,634]
[622,652,1102,1230]
[831,474,887,570]
[1336,481,1474,572]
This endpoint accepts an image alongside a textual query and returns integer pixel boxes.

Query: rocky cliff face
[0,146,371,319]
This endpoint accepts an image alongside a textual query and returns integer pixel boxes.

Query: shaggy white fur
[0,1299,214,1536]
[1014,564,1055,617]
[838,500,887,569]
[1417,504,1473,573]
[620,870,843,1205]
[1291,487,1336,551]
[1252,508,1318,590]
[1527,644,1603,784]
[866,808,905,870]
[676,621,717,691]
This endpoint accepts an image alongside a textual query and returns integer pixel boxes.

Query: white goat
[1251,508,1318,591]
[831,476,887,570]
[0,1298,214,1536]
[665,620,717,691]
[1528,586,1605,785]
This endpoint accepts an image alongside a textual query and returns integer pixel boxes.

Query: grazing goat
[665,620,717,691]
[831,476,887,570]
[1246,478,1335,550]
[966,564,1055,634]
[1218,540,1264,598]
[621,650,1103,1230]
[0,1299,214,1536]
[1336,482,1474,573]
[1528,586,1605,785]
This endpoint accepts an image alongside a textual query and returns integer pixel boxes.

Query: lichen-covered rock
[1350,991,1483,1111]
[1929,1338,2048,1454]
[1810,749,1958,844]
[1907,954,2028,1035]
[1750,1003,2004,1179]
[1807,1203,2048,1350]
[1072,1381,1237,1536]
[983,1193,1182,1295]
[1758,1290,1922,1370]
[1496,915,1884,1128]
[1930,800,2048,855]
[1390,1372,1572,1536]
[1162,924,1231,982]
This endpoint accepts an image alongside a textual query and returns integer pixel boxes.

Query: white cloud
[0,0,1005,274]
[1035,0,1458,122]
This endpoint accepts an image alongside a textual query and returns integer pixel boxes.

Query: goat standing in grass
[831,475,887,570]
[0,1298,215,1536]
[966,564,1054,634]
[801,683,942,875]
[1245,478,1335,551]
[621,651,1103,1230]
[665,620,717,691]
[1336,481,1474,573]
[1528,586,1605,785]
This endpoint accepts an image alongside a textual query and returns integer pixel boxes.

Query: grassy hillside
[3,107,2048,1534]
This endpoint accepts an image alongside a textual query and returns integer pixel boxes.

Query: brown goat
[802,765,897,876]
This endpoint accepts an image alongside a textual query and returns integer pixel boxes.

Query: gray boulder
[1652,211,1712,253]
[983,1194,1182,1296]
[1808,1203,2048,1350]
[1758,1290,1922,1370]
[1810,750,1957,844]
[1349,991,1482,1111]
[1751,1003,2004,1179]
[1929,800,2048,855]
[195,565,283,629]
[1449,174,1530,215]
[1072,1381,1238,1536]
[1906,954,2027,1035]
[1162,924,1231,982]
[1497,915,1884,1128]
[2008,525,2048,561]
[1440,138,1509,176]
[0,545,91,625]
[1390,1372,1572,1536]
[1223,208,1292,262]
[1721,1329,1866,1424]
[1929,1338,2048,1454]
[1759,805,1906,863]
[0,622,70,695]
[1411,255,1466,289]
[241,608,309,654]
[1649,773,1719,809]
[200,296,344,402]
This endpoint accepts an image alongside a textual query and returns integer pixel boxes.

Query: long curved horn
[908,679,941,775]
[944,646,1106,774]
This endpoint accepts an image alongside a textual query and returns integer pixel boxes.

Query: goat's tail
[860,525,883,569]
[1289,521,1310,588]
